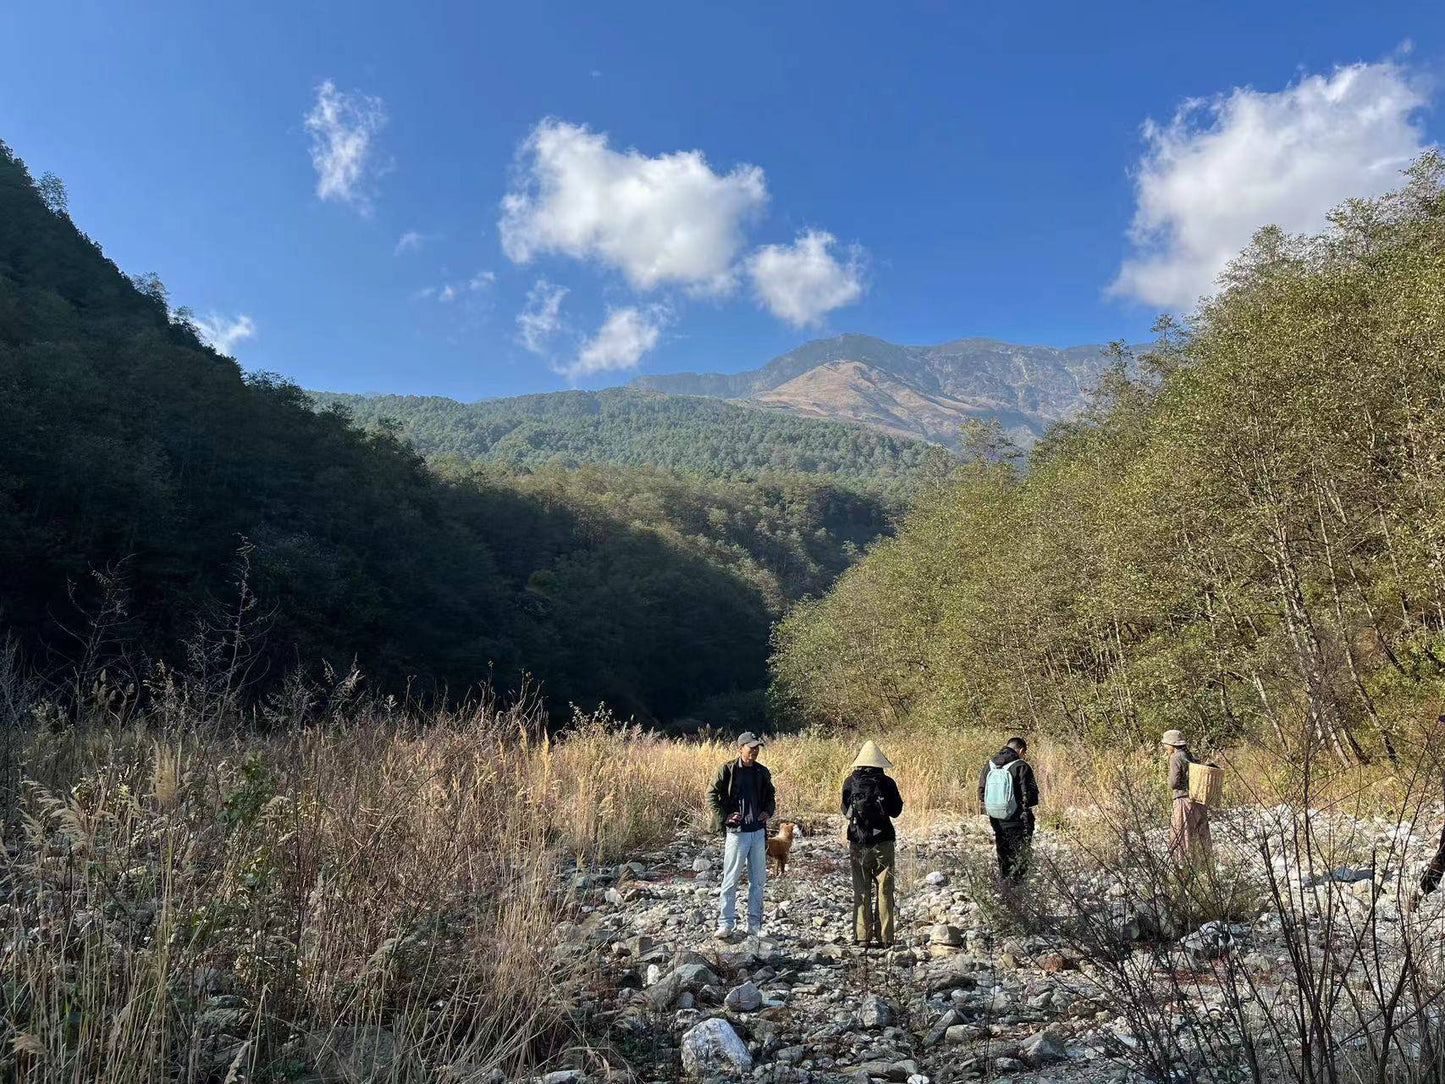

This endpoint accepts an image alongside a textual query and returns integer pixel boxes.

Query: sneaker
[747,925,764,939]
[714,925,736,941]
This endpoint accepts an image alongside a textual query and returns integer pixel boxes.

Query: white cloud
[394,230,424,255]
[304,80,388,214]
[1111,60,1431,309]
[516,278,569,353]
[417,270,495,303]
[191,313,257,356]
[438,270,495,302]
[499,118,768,292]
[746,229,866,327]
[563,306,666,379]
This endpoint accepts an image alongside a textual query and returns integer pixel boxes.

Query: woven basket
[1188,762,1224,808]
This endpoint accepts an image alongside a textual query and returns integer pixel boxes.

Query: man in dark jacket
[1418,716,1445,900]
[842,741,904,947]
[707,732,776,939]
[978,737,1039,882]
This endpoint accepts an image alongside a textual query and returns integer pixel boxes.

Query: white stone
[680,1017,752,1077]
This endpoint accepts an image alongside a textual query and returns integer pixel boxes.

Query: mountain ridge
[631,333,1130,447]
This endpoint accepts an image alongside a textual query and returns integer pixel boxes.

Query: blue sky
[2,2,1440,399]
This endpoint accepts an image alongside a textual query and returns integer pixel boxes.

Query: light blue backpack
[983,759,1024,819]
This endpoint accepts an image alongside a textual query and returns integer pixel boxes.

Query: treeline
[310,387,945,492]
[0,139,893,727]
[773,155,1445,762]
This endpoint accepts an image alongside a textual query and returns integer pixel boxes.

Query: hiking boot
[714,924,736,941]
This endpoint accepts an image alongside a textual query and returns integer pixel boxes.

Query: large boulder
[680,1017,752,1077]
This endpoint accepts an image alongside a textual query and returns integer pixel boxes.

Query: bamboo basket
[1188,762,1224,808]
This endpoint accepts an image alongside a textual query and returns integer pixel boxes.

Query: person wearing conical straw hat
[842,740,904,949]
[1162,729,1213,869]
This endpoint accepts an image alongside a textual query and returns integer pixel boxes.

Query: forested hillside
[773,156,1445,762]
[0,140,891,726]
[309,387,941,489]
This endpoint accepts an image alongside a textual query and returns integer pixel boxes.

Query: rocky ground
[554,817,1142,1084]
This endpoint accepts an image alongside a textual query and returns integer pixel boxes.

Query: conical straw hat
[852,740,894,770]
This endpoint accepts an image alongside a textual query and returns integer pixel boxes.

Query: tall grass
[5,655,1441,1081]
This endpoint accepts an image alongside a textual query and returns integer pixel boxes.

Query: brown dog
[767,822,798,876]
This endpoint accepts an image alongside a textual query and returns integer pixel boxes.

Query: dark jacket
[977,748,1039,822]
[1167,747,1197,800]
[708,759,776,834]
[841,767,904,845]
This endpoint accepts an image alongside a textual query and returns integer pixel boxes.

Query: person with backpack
[707,732,776,940]
[978,737,1039,882]
[1162,728,1213,868]
[842,741,904,947]
[1416,716,1445,903]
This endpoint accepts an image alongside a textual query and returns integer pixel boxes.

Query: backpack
[983,759,1024,819]
[847,771,888,832]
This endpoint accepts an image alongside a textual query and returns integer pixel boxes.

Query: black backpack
[848,771,888,832]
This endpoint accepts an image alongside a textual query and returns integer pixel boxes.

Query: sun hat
[736,732,765,749]
[1160,729,1187,748]
[852,740,894,770]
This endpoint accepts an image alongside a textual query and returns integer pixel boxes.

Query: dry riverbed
[553,817,1155,1084]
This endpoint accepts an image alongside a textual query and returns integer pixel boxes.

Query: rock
[944,1024,973,1044]
[645,962,719,1010]
[543,1073,586,1084]
[1181,920,1246,961]
[604,888,624,906]
[197,1005,249,1035]
[724,981,762,1012]
[855,1060,906,1081]
[1022,1028,1067,1065]
[856,993,893,1028]
[1036,952,1068,972]
[692,857,712,873]
[924,871,949,886]
[993,1055,1024,1073]
[644,963,662,986]
[680,1018,752,1077]
[310,1026,397,1083]
[929,924,963,947]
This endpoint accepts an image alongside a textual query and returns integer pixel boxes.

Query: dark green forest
[309,387,942,491]
[0,141,895,727]
[774,156,1445,763]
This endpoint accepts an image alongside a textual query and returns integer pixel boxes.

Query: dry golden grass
[5,696,1440,1082]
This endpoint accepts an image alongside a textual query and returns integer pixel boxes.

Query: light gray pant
[719,828,767,929]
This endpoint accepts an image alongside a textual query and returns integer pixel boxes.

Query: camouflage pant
[850,840,895,945]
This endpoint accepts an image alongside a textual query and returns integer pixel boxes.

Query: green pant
[850,840,895,945]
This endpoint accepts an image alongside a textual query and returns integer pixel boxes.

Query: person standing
[707,732,775,940]
[842,741,905,947]
[978,737,1039,882]
[1416,715,1445,900]
[1163,729,1213,868]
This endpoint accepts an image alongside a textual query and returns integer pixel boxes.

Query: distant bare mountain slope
[632,334,1125,447]
[750,360,1039,447]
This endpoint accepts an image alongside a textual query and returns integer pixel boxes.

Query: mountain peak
[632,333,1123,447]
